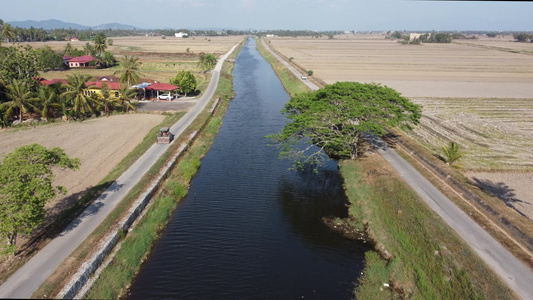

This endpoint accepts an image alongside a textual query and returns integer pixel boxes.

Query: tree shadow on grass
[472,177,529,219]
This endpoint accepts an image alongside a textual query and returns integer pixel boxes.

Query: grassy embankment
[254,37,311,95]
[341,156,512,299]
[257,37,513,299]
[81,45,242,299]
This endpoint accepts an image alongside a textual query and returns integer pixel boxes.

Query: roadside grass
[38,43,242,299]
[340,156,514,299]
[254,37,311,96]
[389,127,533,269]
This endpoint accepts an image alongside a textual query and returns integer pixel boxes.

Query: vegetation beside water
[83,44,241,299]
[340,156,512,299]
[254,37,311,96]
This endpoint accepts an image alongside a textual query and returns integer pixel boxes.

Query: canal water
[126,37,370,299]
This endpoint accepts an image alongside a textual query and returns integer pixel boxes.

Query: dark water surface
[126,38,369,300]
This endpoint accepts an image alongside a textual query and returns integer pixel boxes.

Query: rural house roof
[98,75,120,82]
[40,78,68,86]
[145,82,179,91]
[68,55,96,63]
[87,81,122,90]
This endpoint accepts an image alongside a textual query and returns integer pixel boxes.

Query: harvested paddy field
[268,34,533,98]
[0,114,165,216]
[268,34,533,220]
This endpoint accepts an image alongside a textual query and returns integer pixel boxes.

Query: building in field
[409,33,422,41]
[68,55,97,68]
[175,32,188,38]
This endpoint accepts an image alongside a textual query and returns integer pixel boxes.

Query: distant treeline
[0,19,346,42]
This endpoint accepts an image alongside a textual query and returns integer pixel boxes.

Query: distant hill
[7,19,141,30]
[90,23,141,30]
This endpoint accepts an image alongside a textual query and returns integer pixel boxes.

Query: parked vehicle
[301,76,307,80]
[158,93,175,100]
[157,127,174,144]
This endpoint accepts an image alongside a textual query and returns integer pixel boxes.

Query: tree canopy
[0,144,80,254]
[269,82,422,169]
[170,70,197,97]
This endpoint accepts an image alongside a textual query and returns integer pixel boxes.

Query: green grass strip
[340,158,513,299]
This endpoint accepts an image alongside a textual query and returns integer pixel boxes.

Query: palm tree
[114,55,142,87]
[38,85,61,121]
[1,22,16,43]
[83,42,94,56]
[60,73,95,120]
[63,43,74,56]
[0,79,38,123]
[97,83,119,116]
[441,141,465,166]
[117,85,137,112]
[93,33,107,57]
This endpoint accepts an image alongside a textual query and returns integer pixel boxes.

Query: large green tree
[269,82,422,168]
[0,45,43,85]
[61,73,95,120]
[170,70,197,97]
[37,46,66,71]
[0,144,80,254]
[115,55,142,87]
[0,79,38,123]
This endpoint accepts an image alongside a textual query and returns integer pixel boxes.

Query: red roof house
[68,55,96,68]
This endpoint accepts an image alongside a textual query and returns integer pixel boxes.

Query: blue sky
[1,0,532,31]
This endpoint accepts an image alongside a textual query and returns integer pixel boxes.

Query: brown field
[268,34,533,219]
[0,114,165,214]
[269,34,533,98]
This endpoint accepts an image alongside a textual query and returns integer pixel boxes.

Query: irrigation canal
[126,37,370,299]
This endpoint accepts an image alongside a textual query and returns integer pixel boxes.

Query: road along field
[268,34,533,219]
[0,114,165,217]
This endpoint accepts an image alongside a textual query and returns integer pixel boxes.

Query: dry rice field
[0,114,165,216]
[269,34,533,219]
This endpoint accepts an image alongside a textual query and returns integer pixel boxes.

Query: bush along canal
[126,37,370,299]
